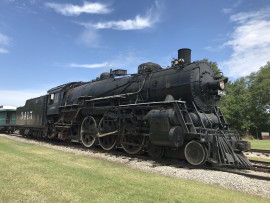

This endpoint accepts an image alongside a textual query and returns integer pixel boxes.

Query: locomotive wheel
[147,143,164,159]
[184,141,207,165]
[98,117,118,151]
[121,134,145,155]
[80,116,97,148]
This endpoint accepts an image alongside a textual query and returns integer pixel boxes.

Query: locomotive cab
[47,82,85,115]
[47,88,62,115]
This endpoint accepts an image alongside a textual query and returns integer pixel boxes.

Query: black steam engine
[16,49,251,167]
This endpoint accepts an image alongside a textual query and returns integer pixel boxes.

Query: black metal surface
[64,60,223,111]
[16,95,47,128]
[178,48,191,64]
[12,48,251,168]
[147,108,184,147]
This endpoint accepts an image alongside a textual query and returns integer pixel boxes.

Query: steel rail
[249,149,270,154]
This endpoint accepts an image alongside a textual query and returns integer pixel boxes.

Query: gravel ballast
[1,133,269,199]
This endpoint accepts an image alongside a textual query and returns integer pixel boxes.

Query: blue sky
[0,0,270,106]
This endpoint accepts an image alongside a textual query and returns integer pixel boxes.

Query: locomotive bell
[178,48,191,64]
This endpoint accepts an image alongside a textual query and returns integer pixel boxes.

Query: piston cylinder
[146,109,184,148]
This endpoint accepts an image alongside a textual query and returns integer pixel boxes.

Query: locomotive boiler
[16,48,252,168]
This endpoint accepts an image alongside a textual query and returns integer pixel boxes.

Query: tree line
[207,59,270,138]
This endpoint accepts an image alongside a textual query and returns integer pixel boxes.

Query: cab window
[49,93,59,104]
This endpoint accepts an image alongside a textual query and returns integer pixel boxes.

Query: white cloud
[230,7,270,23]
[69,62,109,69]
[80,15,152,30]
[222,8,233,14]
[220,7,270,77]
[108,51,146,71]
[0,48,9,54]
[79,1,160,30]
[0,32,11,54]
[76,29,100,47]
[0,89,46,107]
[0,33,10,46]
[69,50,151,76]
[45,1,111,16]
[222,0,242,14]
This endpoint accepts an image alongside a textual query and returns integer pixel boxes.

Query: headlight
[220,81,225,90]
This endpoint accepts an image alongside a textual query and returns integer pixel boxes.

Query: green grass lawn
[248,139,270,150]
[0,137,268,202]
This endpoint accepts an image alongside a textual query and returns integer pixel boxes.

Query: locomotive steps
[1,133,270,200]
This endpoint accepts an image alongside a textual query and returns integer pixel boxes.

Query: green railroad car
[0,105,16,133]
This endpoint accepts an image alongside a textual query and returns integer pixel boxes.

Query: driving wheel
[121,134,145,155]
[80,116,97,148]
[98,117,118,151]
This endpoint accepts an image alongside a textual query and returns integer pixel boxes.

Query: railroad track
[250,160,270,166]
[4,133,270,182]
[249,149,270,154]
[249,160,270,172]
[216,168,270,181]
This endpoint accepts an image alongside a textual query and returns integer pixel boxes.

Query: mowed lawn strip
[0,137,267,203]
[249,139,270,150]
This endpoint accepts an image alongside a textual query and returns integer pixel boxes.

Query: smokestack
[178,48,191,64]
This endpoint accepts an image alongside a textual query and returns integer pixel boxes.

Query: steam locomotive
[16,49,252,167]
